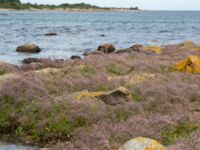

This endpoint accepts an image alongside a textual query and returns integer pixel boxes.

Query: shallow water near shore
[0,10,200,64]
[0,142,37,150]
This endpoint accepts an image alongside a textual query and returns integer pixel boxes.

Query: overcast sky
[21,0,200,10]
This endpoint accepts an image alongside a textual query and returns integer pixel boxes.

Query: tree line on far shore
[0,0,139,10]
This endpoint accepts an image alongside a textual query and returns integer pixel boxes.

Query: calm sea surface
[0,11,200,64]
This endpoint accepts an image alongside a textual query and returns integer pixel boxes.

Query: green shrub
[162,122,198,145]
[0,70,6,76]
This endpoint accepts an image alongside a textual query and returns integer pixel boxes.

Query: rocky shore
[0,41,200,149]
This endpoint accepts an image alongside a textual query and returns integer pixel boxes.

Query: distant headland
[0,0,139,11]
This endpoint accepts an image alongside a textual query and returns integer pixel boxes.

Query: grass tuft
[80,66,96,77]
[162,122,199,145]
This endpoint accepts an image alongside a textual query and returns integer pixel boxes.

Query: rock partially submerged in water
[71,55,81,60]
[16,44,41,53]
[119,137,166,150]
[45,32,57,36]
[97,43,115,53]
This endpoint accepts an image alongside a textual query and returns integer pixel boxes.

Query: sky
[21,0,200,10]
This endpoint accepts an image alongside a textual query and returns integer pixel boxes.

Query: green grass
[106,64,133,76]
[162,122,199,145]
[0,70,6,76]
[131,89,142,102]
[131,94,142,102]
[115,110,129,122]
[159,65,172,74]
[80,66,96,77]
[191,94,200,102]
[0,95,89,143]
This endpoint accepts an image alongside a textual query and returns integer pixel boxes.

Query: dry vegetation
[0,43,200,149]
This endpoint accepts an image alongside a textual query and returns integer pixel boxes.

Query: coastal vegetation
[0,41,200,149]
[0,0,139,10]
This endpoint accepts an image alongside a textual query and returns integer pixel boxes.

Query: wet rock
[100,34,105,37]
[44,32,57,36]
[22,58,41,64]
[75,86,131,105]
[97,43,115,53]
[119,137,166,150]
[83,51,104,56]
[16,44,41,53]
[71,55,81,60]
[116,44,143,53]
[0,13,8,16]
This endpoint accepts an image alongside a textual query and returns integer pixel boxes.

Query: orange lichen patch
[75,86,131,104]
[143,46,162,53]
[119,137,166,150]
[183,40,200,51]
[135,137,147,142]
[148,140,165,150]
[173,55,200,73]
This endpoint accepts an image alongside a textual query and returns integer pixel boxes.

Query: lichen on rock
[75,86,131,105]
[173,55,200,73]
[143,46,161,53]
[119,137,166,150]
[183,40,200,51]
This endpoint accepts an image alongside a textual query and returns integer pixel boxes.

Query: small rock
[44,32,57,36]
[22,58,41,64]
[119,137,166,150]
[97,43,115,53]
[116,44,143,53]
[97,86,131,105]
[100,34,105,37]
[83,51,104,56]
[16,44,41,53]
[71,55,81,60]
[129,44,143,51]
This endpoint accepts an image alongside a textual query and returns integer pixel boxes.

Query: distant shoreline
[0,8,141,12]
